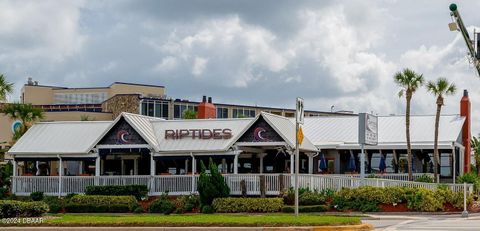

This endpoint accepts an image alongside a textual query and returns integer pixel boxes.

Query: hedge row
[212,197,283,213]
[0,200,49,218]
[333,186,472,212]
[85,185,148,200]
[65,195,140,213]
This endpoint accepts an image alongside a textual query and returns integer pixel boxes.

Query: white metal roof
[152,118,254,153]
[90,112,163,151]
[8,121,112,155]
[261,112,318,152]
[298,115,465,149]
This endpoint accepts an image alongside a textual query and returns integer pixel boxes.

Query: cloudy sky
[2,0,480,132]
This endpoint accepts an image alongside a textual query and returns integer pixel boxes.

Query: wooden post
[12,159,17,194]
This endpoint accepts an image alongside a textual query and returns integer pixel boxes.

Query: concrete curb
[0,224,374,231]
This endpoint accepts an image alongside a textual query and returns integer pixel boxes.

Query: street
[364,213,480,230]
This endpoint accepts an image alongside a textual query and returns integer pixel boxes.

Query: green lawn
[34,214,361,227]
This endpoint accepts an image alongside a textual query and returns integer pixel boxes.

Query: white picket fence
[11,173,473,196]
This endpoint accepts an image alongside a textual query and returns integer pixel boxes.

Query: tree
[394,68,424,181]
[0,74,14,102]
[426,78,456,182]
[197,158,229,210]
[1,103,44,142]
[182,109,197,119]
[472,136,480,176]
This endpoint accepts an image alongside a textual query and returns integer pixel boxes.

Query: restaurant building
[7,90,472,183]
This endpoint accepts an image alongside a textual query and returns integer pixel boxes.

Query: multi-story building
[0,79,353,149]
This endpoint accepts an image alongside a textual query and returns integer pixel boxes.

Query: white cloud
[153,56,178,72]
[192,57,208,76]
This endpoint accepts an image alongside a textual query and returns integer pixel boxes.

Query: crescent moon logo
[253,127,269,142]
[116,130,131,144]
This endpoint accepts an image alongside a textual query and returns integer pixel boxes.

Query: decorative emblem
[116,130,131,144]
[11,120,22,134]
[253,127,269,142]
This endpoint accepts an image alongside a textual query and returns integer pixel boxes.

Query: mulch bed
[379,203,409,212]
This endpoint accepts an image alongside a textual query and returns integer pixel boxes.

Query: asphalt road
[363,213,480,231]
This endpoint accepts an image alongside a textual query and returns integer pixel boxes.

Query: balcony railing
[11,173,472,196]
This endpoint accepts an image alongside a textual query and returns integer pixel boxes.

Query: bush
[201,205,215,214]
[133,206,144,213]
[457,172,480,193]
[65,195,139,213]
[149,195,175,215]
[299,191,327,205]
[42,196,63,213]
[65,193,77,200]
[212,197,283,213]
[30,191,44,201]
[415,174,434,183]
[406,188,443,212]
[282,205,328,213]
[0,200,49,218]
[174,194,199,212]
[85,185,148,200]
[197,158,230,207]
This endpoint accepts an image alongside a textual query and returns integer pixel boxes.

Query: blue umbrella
[319,153,327,171]
[348,152,356,172]
[411,153,416,172]
[379,155,386,172]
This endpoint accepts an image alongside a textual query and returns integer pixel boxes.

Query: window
[140,100,169,119]
[173,103,197,119]
[232,108,255,118]
[54,92,108,104]
[217,107,228,118]
[440,152,452,177]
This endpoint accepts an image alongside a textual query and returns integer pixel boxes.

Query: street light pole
[294,121,299,216]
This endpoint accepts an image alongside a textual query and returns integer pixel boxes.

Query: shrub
[65,195,139,213]
[406,188,443,212]
[281,187,325,206]
[133,206,144,213]
[0,200,49,218]
[415,174,434,183]
[149,195,175,215]
[457,172,480,193]
[174,194,199,212]
[299,191,327,205]
[30,191,44,201]
[85,185,148,200]
[282,205,328,213]
[201,205,215,214]
[42,196,63,213]
[197,158,230,207]
[212,197,283,213]
[65,193,77,200]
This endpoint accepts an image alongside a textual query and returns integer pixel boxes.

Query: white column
[58,156,63,197]
[452,146,456,184]
[222,158,227,173]
[12,159,17,194]
[191,154,196,192]
[307,154,314,174]
[35,161,40,176]
[234,154,239,174]
[258,153,267,174]
[185,159,189,175]
[290,153,294,174]
[150,152,155,195]
[134,158,138,175]
[95,156,101,176]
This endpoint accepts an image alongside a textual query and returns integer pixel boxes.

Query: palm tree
[394,68,424,181]
[1,103,44,141]
[472,136,480,176]
[426,78,456,182]
[0,74,14,102]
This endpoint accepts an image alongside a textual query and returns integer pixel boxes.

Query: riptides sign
[165,129,233,140]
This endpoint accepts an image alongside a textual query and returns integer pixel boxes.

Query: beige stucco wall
[21,85,55,105]
[109,83,165,98]
[0,114,14,146]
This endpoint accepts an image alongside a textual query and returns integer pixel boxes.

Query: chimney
[460,89,471,173]
[197,96,216,119]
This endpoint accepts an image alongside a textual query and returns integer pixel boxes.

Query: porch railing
[330,173,434,181]
[11,174,473,196]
